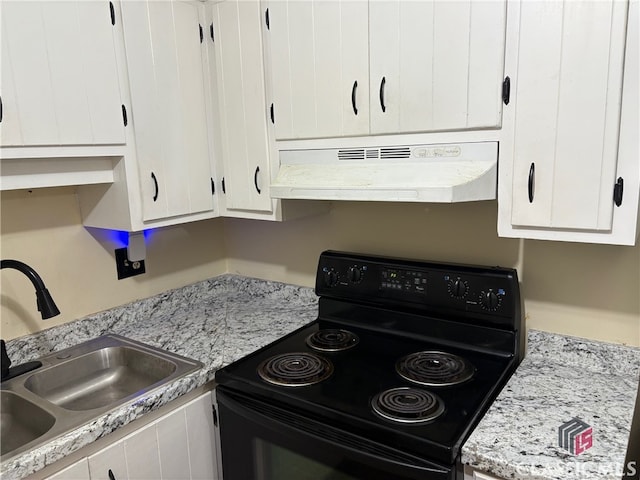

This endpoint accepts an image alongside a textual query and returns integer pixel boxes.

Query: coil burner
[306,329,359,352]
[257,352,333,387]
[396,351,475,387]
[371,387,445,424]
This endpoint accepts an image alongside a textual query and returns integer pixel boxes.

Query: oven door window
[217,388,455,480]
[255,439,357,480]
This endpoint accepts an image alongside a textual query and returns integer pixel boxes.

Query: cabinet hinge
[121,104,128,126]
[212,404,218,427]
[614,177,624,207]
[265,8,270,30]
[210,23,215,42]
[109,1,115,26]
[502,76,511,105]
[270,103,275,124]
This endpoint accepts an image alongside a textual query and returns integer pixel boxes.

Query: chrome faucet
[1,259,60,381]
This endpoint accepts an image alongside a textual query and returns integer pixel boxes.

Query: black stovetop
[216,251,523,467]
[216,318,515,465]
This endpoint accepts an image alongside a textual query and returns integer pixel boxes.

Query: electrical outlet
[115,247,146,279]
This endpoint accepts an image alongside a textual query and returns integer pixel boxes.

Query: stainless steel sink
[0,334,203,462]
[0,391,55,456]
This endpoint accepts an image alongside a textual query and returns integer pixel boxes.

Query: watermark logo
[558,417,593,455]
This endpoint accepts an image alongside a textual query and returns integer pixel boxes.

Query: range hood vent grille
[338,147,411,160]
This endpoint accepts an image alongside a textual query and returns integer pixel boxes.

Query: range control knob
[323,269,339,287]
[347,266,363,284]
[479,290,501,311]
[448,278,468,299]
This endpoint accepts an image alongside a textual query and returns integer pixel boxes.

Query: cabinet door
[44,458,90,480]
[0,1,124,147]
[508,0,628,230]
[184,392,218,480]
[369,0,506,135]
[120,0,214,222]
[211,0,272,212]
[264,0,369,140]
[88,441,128,480]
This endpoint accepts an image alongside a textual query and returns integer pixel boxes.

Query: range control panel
[316,251,520,323]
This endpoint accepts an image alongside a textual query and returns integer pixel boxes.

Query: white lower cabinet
[43,392,218,480]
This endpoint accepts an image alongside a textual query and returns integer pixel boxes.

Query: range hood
[270,142,498,202]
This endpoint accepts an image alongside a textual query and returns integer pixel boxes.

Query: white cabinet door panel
[185,392,217,480]
[124,423,161,479]
[0,1,124,147]
[88,441,128,480]
[213,0,272,212]
[510,0,627,230]
[157,408,191,480]
[266,0,369,139]
[45,458,90,480]
[369,0,506,135]
[121,0,213,222]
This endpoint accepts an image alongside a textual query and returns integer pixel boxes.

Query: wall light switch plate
[115,247,146,279]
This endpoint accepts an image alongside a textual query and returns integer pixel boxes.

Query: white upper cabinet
[209,0,273,212]
[369,0,506,135]
[498,0,639,245]
[266,0,369,140]
[263,0,507,140]
[0,1,125,147]
[120,0,214,221]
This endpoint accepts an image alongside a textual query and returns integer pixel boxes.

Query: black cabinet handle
[199,24,203,43]
[211,177,215,195]
[527,163,535,203]
[151,172,159,202]
[614,177,624,206]
[109,2,115,25]
[379,77,386,113]
[0,95,3,123]
[270,103,274,124]
[254,166,261,194]
[351,81,358,115]
[210,23,214,42]
[108,469,116,480]
[121,105,127,126]
[502,76,511,105]
[265,8,270,29]
[222,177,226,194]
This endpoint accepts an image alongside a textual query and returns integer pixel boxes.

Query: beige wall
[2,191,639,347]
[0,188,227,340]
[225,201,640,347]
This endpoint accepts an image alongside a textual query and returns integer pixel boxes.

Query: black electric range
[215,251,524,480]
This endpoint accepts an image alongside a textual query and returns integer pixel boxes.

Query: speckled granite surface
[462,329,640,480]
[1,274,318,480]
[3,276,638,480]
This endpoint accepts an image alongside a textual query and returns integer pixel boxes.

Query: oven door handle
[217,389,452,480]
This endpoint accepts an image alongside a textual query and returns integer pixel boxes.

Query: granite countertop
[3,274,638,480]
[1,274,318,480]
[462,329,640,480]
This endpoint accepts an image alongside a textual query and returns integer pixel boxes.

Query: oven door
[216,388,458,480]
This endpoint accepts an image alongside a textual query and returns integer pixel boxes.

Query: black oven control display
[380,268,427,295]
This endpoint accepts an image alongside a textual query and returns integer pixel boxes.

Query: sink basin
[25,346,178,411]
[0,334,203,462]
[0,391,55,456]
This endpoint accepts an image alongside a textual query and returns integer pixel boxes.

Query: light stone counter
[4,276,638,480]
[1,274,318,480]
[462,329,640,480]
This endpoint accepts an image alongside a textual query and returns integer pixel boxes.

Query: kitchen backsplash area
[1,188,638,346]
